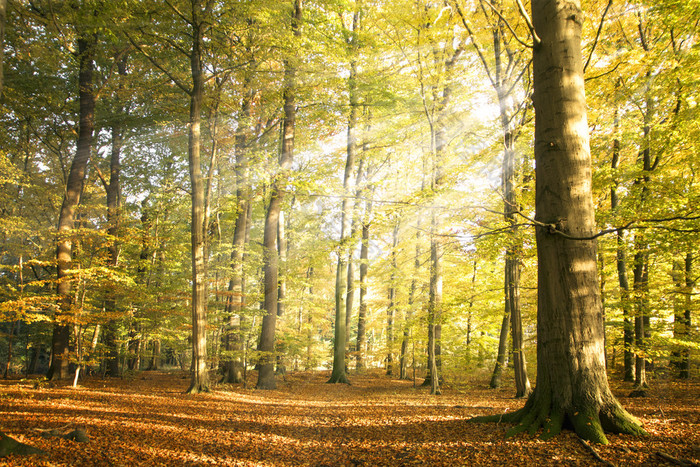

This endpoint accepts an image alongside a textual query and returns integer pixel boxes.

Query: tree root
[327,373,351,385]
[469,395,646,444]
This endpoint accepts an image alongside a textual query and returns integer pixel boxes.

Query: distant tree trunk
[477,0,646,443]
[386,221,399,376]
[355,195,371,372]
[305,267,314,371]
[400,225,420,380]
[102,55,127,377]
[632,76,654,391]
[277,211,287,318]
[610,113,635,382]
[679,253,693,379]
[224,62,254,384]
[427,214,442,395]
[186,3,209,394]
[490,308,510,388]
[257,0,302,390]
[48,33,96,381]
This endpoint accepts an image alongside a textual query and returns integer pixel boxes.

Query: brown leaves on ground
[0,370,698,466]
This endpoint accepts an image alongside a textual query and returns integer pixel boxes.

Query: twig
[578,437,616,467]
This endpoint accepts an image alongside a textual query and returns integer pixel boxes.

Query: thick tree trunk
[48,34,96,381]
[474,0,645,444]
[186,8,209,394]
[257,0,302,390]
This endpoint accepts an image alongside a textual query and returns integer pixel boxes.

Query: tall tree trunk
[632,76,654,391]
[257,0,302,390]
[48,33,96,381]
[224,122,251,384]
[186,4,209,393]
[329,3,360,384]
[477,0,645,444]
[102,55,127,377]
[610,109,635,382]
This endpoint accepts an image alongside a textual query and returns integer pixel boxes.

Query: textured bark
[48,34,96,381]
[472,0,645,444]
[257,0,302,390]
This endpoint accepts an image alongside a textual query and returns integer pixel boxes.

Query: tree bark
[48,33,96,381]
[257,0,302,390]
[474,0,646,444]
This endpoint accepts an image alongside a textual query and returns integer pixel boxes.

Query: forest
[1,0,699,463]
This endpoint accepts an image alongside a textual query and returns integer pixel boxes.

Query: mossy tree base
[327,372,351,385]
[469,388,646,444]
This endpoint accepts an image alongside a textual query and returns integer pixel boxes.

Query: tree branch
[584,0,613,73]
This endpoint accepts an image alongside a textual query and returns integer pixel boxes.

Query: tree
[473,0,645,444]
[454,0,532,397]
[256,0,303,390]
[48,15,98,381]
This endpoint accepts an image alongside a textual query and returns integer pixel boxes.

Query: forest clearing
[3,0,700,458]
[0,369,699,466]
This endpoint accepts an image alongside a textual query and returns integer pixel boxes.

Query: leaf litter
[0,370,698,466]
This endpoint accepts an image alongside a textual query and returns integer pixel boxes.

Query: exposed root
[327,373,351,385]
[469,395,646,444]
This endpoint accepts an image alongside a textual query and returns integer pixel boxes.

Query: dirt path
[0,370,698,466]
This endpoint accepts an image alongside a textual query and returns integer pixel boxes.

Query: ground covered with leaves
[0,370,698,466]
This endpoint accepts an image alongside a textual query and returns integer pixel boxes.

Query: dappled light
[1,370,698,466]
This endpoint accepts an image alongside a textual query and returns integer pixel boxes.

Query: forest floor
[0,369,698,466]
